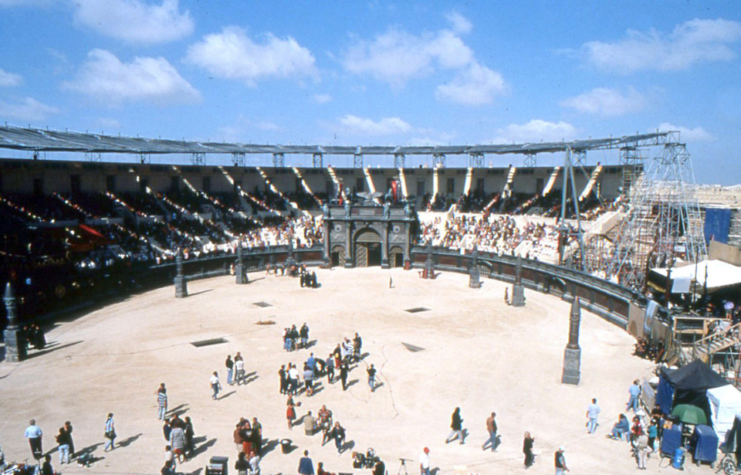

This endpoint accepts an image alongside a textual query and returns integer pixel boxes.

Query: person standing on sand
[554,446,568,475]
[586,398,601,434]
[210,371,221,400]
[445,407,464,445]
[523,432,535,468]
[482,412,497,451]
[419,447,430,475]
[157,383,168,420]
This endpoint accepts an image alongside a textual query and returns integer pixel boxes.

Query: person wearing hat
[554,446,568,475]
[104,413,116,452]
[419,447,430,475]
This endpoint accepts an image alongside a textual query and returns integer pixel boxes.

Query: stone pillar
[3,282,26,362]
[285,240,297,271]
[381,223,390,269]
[403,222,412,269]
[235,240,248,284]
[322,216,331,266]
[424,242,435,279]
[511,255,526,306]
[344,221,354,268]
[561,298,582,385]
[174,249,188,298]
[469,248,481,289]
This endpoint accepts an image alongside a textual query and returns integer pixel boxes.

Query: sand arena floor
[0,268,710,474]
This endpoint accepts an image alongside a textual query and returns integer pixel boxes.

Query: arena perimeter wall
[23,246,642,332]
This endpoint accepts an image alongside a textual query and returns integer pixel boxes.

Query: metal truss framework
[469,152,484,168]
[605,132,707,290]
[191,153,206,166]
[312,153,323,168]
[273,152,285,168]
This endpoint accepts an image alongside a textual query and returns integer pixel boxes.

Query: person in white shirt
[586,398,601,434]
[235,358,246,386]
[25,420,43,459]
[419,447,430,475]
[210,372,221,400]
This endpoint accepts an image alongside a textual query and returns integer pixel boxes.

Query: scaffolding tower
[606,132,707,290]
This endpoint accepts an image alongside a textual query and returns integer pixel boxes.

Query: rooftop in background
[0,125,674,157]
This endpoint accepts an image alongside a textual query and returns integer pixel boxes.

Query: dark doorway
[367,243,381,266]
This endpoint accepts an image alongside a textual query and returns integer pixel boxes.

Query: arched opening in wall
[331,245,345,267]
[389,246,404,268]
[354,228,381,267]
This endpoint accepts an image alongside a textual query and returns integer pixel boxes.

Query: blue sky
[0,0,739,184]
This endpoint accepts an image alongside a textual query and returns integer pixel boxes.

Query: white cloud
[312,93,332,104]
[435,63,506,105]
[73,0,193,45]
[494,120,577,143]
[581,18,741,74]
[560,87,646,116]
[0,68,22,87]
[186,26,317,86]
[656,123,715,142]
[62,49,200,105]
[342,27,473,87]
[446,11,473,34]
[336,115,412,136]
[0,96,59,121]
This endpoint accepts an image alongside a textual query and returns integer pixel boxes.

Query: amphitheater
[0,128,738,474]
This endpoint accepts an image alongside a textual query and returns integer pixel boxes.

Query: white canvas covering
[653,260,741,292]
[707,384,741,441]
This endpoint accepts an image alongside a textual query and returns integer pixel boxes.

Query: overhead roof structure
[0,125,675,156]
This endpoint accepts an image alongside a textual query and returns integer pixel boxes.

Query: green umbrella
[671,404,708,425]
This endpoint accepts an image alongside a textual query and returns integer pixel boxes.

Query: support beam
[394,153,405,169]
[85,151,101,162]
[192,152,206,166]
[139,153,150,164]
[524,153,537,167]
[433,153,446,169]
[469,153,484,168]
[273,152,285,168]
[313,153,323,168]
[232,152,245,167]
[353,153,363,169]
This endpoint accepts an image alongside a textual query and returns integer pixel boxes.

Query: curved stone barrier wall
[410,246,645,329]
[16,245,642,332]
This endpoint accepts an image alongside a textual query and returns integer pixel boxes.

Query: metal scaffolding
[606,133,706,290]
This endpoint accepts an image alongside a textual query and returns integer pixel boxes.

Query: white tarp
[708,384,741,441]
[653,260,741,292]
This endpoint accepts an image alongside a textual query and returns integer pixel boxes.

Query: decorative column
[344,220,354,268]
[322,206,331,266]
[3,282,26,362]
[469,247,482,289]
[511,255,526,306]
[403,222,412,269]
[381,222,390,269]
[235,240,248,284]
[561,297,582,385]
[174,249,188,298]
[285,240,297,271]
[424,242,435,279]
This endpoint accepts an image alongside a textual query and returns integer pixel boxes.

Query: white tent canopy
[708,384,741,441]
[653,260,741,292]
